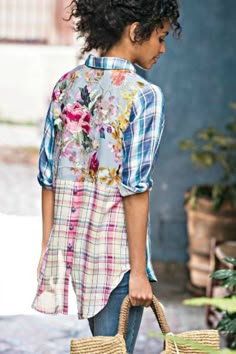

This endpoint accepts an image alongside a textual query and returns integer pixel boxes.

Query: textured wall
[146,0,236,261]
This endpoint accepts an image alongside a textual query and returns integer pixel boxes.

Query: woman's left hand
[129,270,153,307]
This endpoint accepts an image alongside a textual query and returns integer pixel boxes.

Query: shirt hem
[31,304,68,316]
[78,267,131,320]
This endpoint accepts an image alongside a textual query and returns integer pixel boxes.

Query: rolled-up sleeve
[37,101,55,190]
[118,84,165,197]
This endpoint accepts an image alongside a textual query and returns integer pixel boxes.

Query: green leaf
[183,296,236,314]
[164,334,220,353]
[179,139,196,150]
[224,257,236,266]
[196,127,218,140]
[212,136,236,148]
[227,122,236,134]
[189,186,198,209]
[211,269,236,280]
[203,143,215,152]
[178,100,236,184]
[229,102,236,111]
[191,152,215,167]
[223,277,236,288]
[212,197,224,211]
[217,315,236,334]
[148,331,236,353]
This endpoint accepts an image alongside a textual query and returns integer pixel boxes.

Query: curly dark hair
[68,0,181,54]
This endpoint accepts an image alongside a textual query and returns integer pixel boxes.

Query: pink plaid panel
[31,180,131,319]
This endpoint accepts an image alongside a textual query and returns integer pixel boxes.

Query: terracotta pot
[185,192,236,288]
[187,253,210,288]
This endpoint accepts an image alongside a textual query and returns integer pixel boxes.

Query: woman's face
[134,22,171,70]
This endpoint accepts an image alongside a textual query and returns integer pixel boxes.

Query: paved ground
[0,124,221,353]
[0,303,207,354]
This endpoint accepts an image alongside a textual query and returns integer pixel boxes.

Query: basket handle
[117,295,171,338]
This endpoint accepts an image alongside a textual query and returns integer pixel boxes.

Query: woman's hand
[129,271,153,307]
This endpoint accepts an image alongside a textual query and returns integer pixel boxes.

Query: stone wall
[147,0,236,261]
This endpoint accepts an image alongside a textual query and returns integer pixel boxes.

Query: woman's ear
[129,22,140,43]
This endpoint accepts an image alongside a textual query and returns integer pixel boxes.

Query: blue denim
[88,271,144,354]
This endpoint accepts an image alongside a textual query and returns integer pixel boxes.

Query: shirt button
[71,206,76,213]
[66,264,71,269]
[73,188,78,195]
[67,243,72,250]
[69,224,74,231]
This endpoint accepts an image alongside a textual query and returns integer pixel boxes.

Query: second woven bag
[150,296,220,354]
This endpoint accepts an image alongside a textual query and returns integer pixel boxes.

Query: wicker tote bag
[70,295,131,354]
[150,295,220,354]
[70,295,220,354]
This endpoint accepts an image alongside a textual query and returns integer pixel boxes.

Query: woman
[31,1,181,353]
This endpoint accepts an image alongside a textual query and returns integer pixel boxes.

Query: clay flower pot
[185,187,236,289]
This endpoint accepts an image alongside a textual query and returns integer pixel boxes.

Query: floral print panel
[52,67,140,187]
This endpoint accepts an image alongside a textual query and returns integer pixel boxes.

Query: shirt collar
[85,54,136,73]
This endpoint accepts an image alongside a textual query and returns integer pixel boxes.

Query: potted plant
[179,103,236,291]
[184,256,236,350]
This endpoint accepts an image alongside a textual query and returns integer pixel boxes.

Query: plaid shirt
[32,54,165,319]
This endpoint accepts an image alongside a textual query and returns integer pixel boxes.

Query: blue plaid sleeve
[37,101,55,189]
[119,84,165,197]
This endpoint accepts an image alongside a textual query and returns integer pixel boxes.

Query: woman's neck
[101,42,135,64]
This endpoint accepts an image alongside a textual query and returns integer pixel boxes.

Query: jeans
[88,270,144,354]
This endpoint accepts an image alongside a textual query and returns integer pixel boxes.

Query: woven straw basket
[70,295,220,354]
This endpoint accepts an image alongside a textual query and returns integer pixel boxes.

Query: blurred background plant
[184,257,236,350]
[180,103,236,211]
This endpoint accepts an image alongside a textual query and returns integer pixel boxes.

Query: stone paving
[0,302,207,354]
[0,124,218,353]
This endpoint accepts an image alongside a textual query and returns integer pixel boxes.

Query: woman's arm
[123,190,153,307]
[119,85,165,306]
